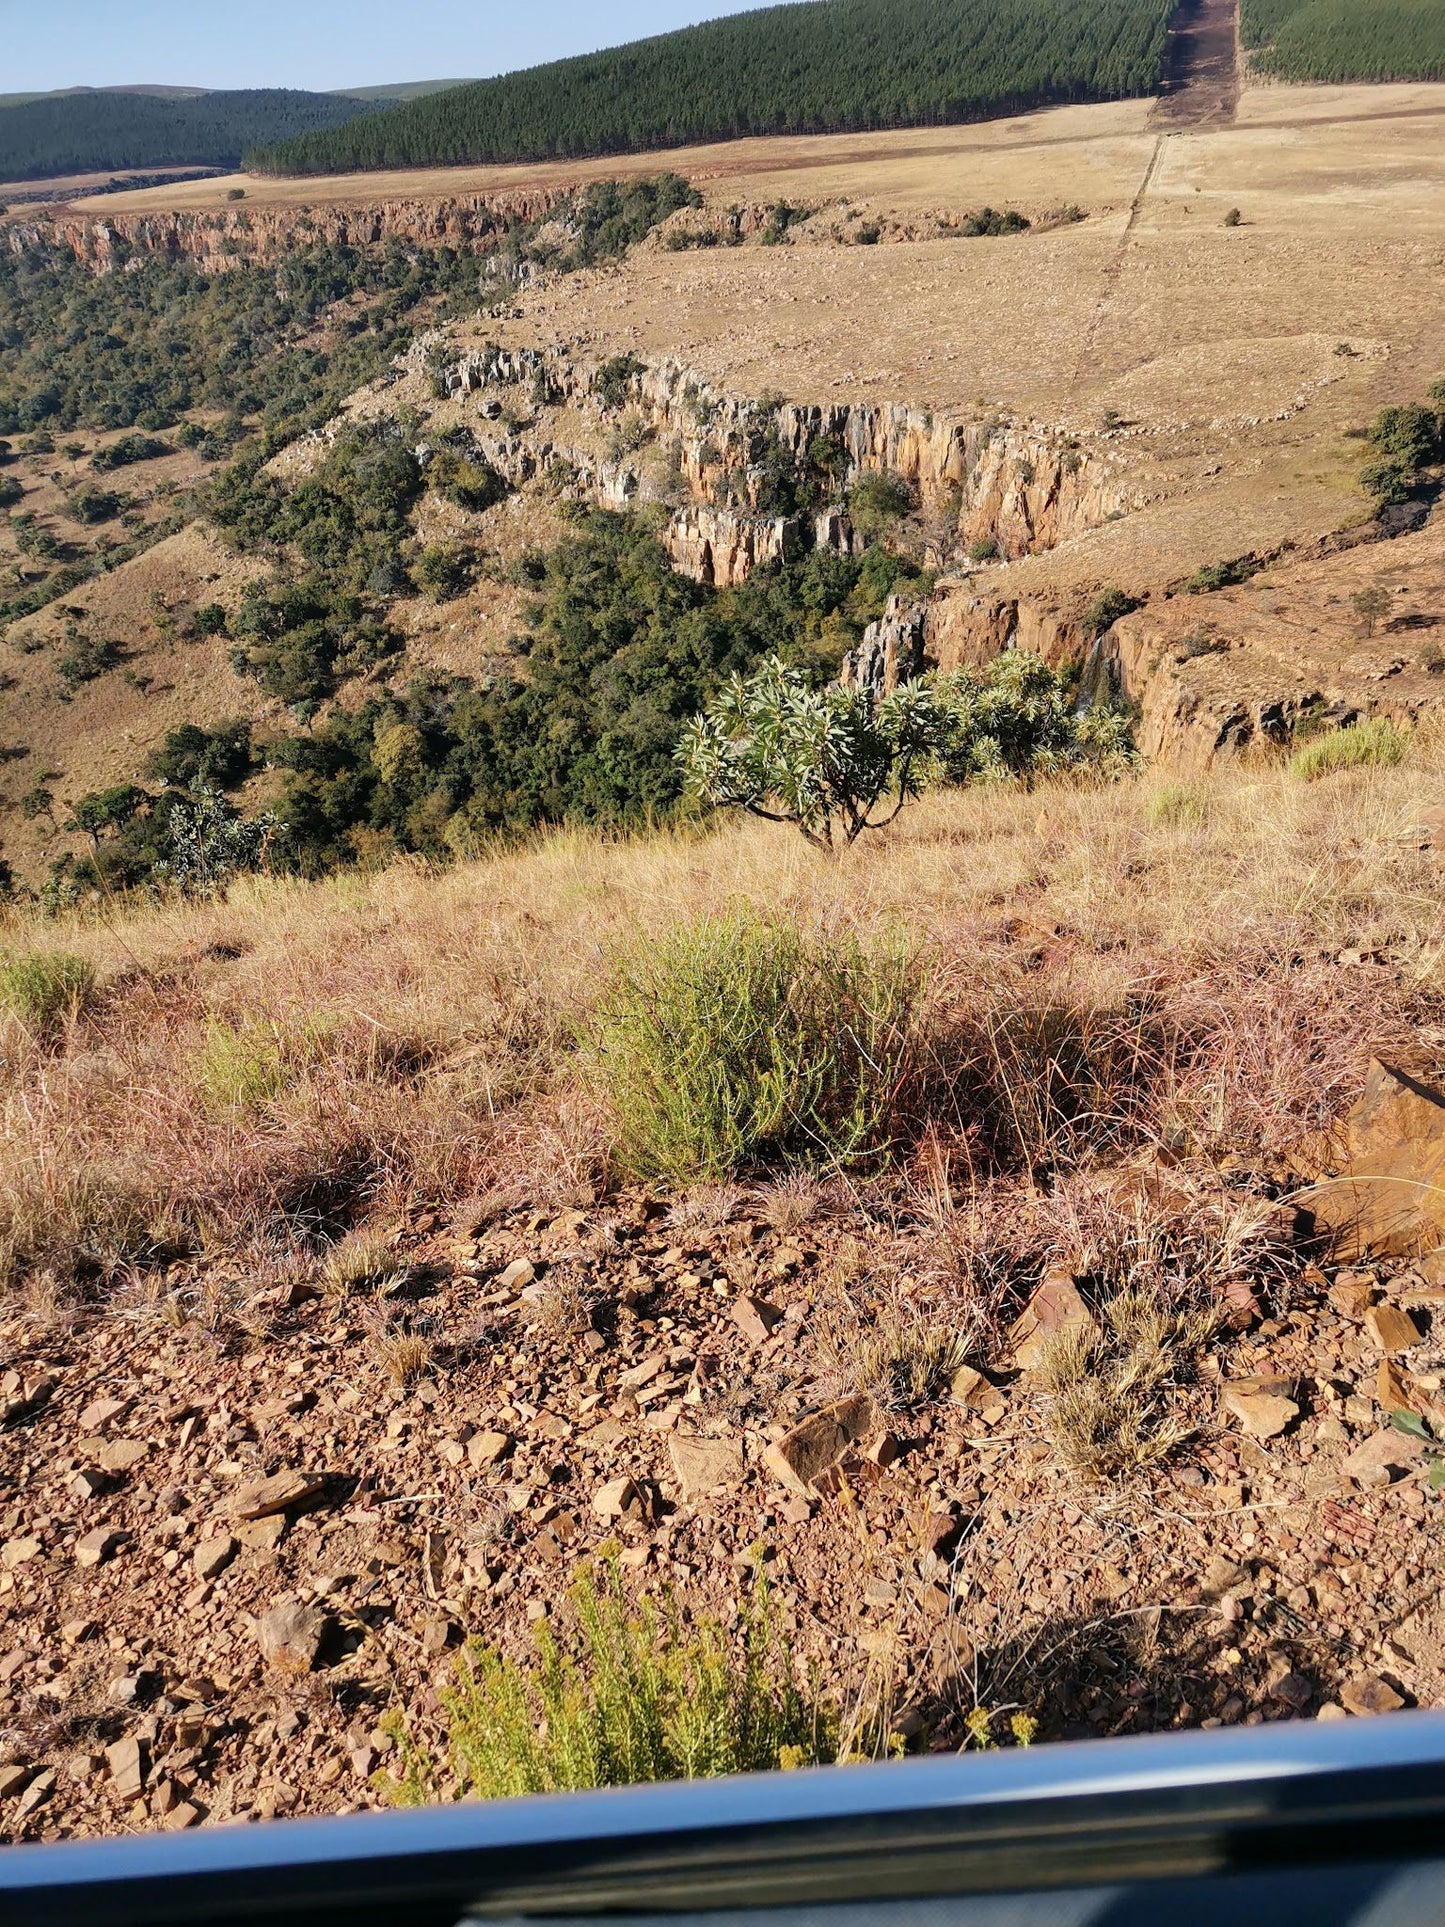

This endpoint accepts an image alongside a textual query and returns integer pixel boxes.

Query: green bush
[1287,716,1408,779]
[590,911,924,1182]
[57,633,123,693]
[1184,555,1259,594]
[0,950,95,1031]
[380,1562,835,1802]
[1358,395,1445,509]
[92,433,172,472]
[848,471,914,537]
[64,485,122,524]
[412,542,470,601]
[1082,586,1141,641]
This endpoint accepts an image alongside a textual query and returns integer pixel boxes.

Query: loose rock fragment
[256,1601,330,1673]
[1343,1428,1427,1485]
[105,1736,148,1800]
[1340,1674,1406,1717]
[762,1395,878,1494]
[1364,1302,1422,1355]
[948,1364,990,1408]
[15,1768,55,1818]
[731,1294,782,1344]
[192,1535,237,1581]
[667,1432,743,1500]
[592,1476,641,1521]
[74,1528,124,1569]
[1009,1271,1096,1371]
[465,1428,513,1469]
[77,1397,127,1432]
[1221,1377,1299,1439]
[231,1470,327,1521]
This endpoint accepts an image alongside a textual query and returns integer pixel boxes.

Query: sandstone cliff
[424,340,1141,589]
[4,191,564,274]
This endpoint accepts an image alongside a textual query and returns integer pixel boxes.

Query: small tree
[679,657,948,851]
[1351,584,1392,638]
[66,784,146,853]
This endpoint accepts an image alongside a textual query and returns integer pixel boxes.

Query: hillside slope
[249,0,1176,174]
[0,89,386,182]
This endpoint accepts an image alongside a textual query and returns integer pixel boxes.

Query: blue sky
[1,1,754,94]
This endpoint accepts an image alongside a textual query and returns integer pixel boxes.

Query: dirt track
[1152,0,1241,127]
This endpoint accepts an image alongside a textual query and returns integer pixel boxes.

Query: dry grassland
[2,735,1441,1295]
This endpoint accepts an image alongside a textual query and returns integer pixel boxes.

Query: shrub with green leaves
[412,542,470,602]
[380,1561,835,1802]
[1082,586,1141,641]
[680,656,949,850]
[590,910,923,1182]
[1358,391,1444,510]
[848,470,914,537]
[1287,716,1408,779]
[0,950,94,1031]
[935,651,1134,782]
[154,787,277,899]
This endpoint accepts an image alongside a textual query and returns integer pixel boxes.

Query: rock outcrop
[5,191,565,274]
[427,342,1140,587]
[842,596,928,695]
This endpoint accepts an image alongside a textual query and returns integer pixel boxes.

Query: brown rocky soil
[3,1155,1444,1841]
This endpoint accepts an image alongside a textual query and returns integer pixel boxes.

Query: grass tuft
[1038,1284,1220,1483]
[1287,716,1407,780]
[192,1014,336,1116]
[0,950,94,1032]
[323,1230,408,1298]
[588,911,924,1183]
[1146,782,1208,828]
[379,1560,835,1800]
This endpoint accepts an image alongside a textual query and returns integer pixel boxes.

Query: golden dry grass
[0,727,1442,1301]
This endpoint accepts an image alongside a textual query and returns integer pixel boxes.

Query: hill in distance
[247,0,1445,175]
[247,0,1179,174]
[0,82,469,182]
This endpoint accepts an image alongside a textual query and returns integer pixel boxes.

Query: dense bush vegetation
[265,511,927,872]
[1242,0,1445,80]
[0,239,486,438]
[251,0,1175,174]
[1358,385,1445,509]
[591,912,923,1180]
[0,88,384,182]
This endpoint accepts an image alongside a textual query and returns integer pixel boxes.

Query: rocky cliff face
[428,341,1141,588]
[926,587,1085,675]
[5,191,563,274]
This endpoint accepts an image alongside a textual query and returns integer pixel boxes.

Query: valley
[3,42,1445,1845]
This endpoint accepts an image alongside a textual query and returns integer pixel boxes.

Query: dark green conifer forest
[0,89,384,181]
[1242,0,1445,80]
[250,0,1178,174]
